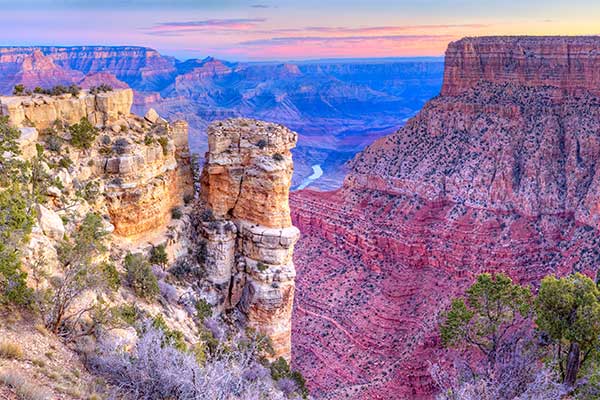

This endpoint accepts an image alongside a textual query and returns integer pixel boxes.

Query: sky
[0,0,599,61]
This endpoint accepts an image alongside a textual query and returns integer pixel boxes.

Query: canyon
[4,36,600,399]
[0,46,443,189]
[290,36,600,399]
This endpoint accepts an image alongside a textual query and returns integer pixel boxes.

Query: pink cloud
[146,18,267,36]
[221,34,458,59]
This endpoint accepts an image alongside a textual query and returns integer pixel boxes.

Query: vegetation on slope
[435,272,600,399]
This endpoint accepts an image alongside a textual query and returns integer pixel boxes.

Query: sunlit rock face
[0,90,193,239]
[290,36,600,399]
[199,118,300,360]
[0,89,133,130]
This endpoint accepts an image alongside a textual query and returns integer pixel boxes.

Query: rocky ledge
[0,89,193,239]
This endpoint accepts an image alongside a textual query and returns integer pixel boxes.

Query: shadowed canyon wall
[290,36,600,399]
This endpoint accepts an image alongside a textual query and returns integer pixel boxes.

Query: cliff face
[199,119,300,360]
[290,36,600,399]
[442,36,600,96]
[0,89,133,129]
[0,46,177,92]
[0,89,193,239]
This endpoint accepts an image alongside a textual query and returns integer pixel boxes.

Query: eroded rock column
[200,118,299,360]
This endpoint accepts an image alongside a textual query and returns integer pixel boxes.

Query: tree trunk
[565,342,580,387]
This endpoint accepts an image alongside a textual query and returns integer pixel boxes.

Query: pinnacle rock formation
[199,118,300,360]
[290,36,600,399]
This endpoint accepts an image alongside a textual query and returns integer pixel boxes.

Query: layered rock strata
[290,36,600,399]
[0,89,133,129]
[199,118,300,360]
[0,90,193,239]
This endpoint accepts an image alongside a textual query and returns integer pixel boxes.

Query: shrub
[144,134,155,146]
[270,357,309,398]
[89,84,113,95]
[157,137,169,156]
[13,84,26,96]
[149,244,168,268]
[151,314,186,351]
[0,341,24,359]
[200,209,214,222]
[58,156,73,169]
[89,326,289,400]
[171,207,183,220]
[257,262,269,272]
[124,253,159,300]
[69,117,98,149]
[77,180,100,203]
[257,139,267,149]
[169,257,201,280]
[158,280,178,303]
[100,134,111,146]
[44,135,62,153]
[195,299,212,322]
[99,262,121,291]
[34,213,110,334]
[0,131,33,305]
[272,153,284,162]
[111,304,140,326]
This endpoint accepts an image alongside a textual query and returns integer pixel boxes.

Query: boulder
[35,204,65,240]
[144,108,160,124]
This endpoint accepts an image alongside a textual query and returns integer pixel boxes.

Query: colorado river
[296,164,323,190]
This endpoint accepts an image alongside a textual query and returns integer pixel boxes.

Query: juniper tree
[536,273,600,387]
[440,273,533,366]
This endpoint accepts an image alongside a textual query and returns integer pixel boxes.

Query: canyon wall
[291,36,600,399]
[442,36,600,96]
[0,89,193,239]
[0,46,176,92]
[199,118,300,360]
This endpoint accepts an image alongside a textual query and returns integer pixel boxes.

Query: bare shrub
[88,325,292,400]
[158,280,178,303]
[430,333,566,400]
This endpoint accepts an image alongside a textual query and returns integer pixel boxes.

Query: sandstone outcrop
[1,89,193,239]
[290,36,600,399]
[199,118,299,360]
[35,204,65,240]
[0,89,133,130]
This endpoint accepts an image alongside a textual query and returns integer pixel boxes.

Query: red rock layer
[442,36,600,97]
[291,36,600,399]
